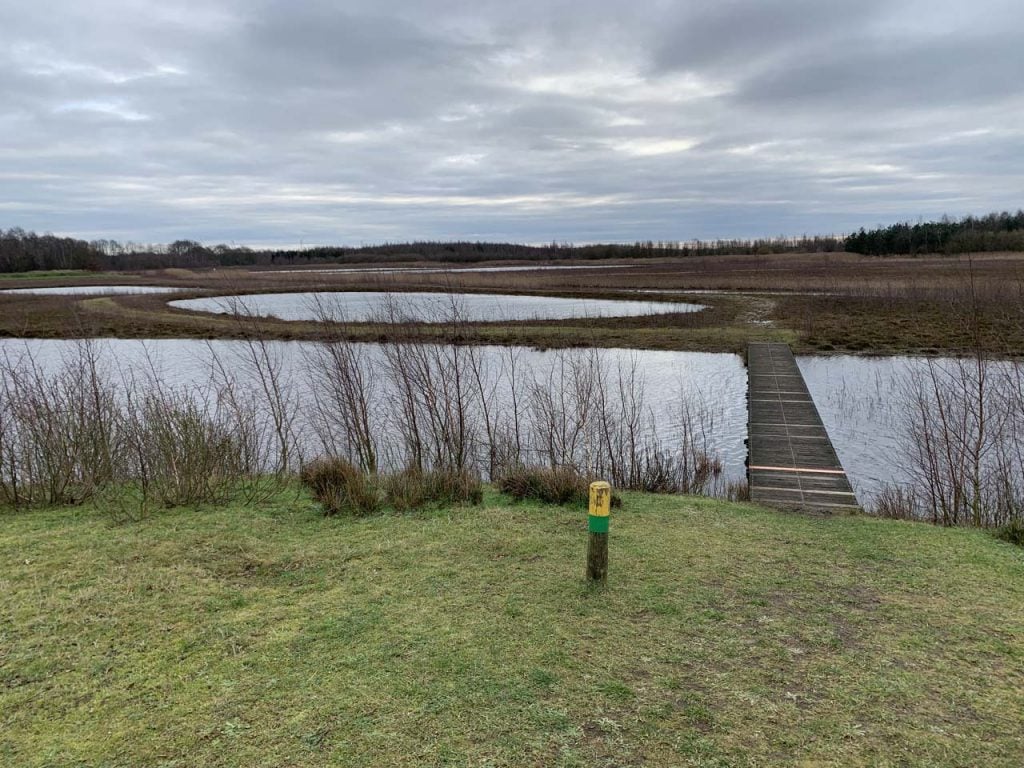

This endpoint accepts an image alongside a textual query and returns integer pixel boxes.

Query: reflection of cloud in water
[261,264,629,276]
[0,339,747,485]
[0,285,181,296]
[0,337,964,505]
[797,355,1004,505]
[170,291,704,323]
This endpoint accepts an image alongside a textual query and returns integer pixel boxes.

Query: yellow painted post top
[589,481,612,517]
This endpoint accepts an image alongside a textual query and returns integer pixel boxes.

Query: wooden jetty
[746,343,860,512]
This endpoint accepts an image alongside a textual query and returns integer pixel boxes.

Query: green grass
[2,491,1023,766]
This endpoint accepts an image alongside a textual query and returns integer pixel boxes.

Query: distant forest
[1,211,1022,273]
[845,211,1024,256]
[0,229,842,273]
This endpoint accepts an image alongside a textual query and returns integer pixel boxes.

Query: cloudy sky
[2,0,1022,246]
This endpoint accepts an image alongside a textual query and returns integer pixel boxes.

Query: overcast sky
[2,0,1022,246]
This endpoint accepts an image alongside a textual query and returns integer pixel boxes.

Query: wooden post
[587,480,611,584]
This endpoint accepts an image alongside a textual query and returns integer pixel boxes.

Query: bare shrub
[214,300,302,473]
[528,349,602,471]
[381,340,479,472]
[303,295,383,472]
[663,392,725,495]
[626,442,724,495]
[725,480,750,502]
[1,290,738,514]
[305,339,381,473]
[895,354,1023,526]
[872,483,921,520]
[592,354,646,488]
[124,385,251,508]
[0,342,126,507]
[299,457,380,517]
[302,291,731,499]
[367,296,485,472]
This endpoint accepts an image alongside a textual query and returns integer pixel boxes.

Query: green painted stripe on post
[588,515,609,534]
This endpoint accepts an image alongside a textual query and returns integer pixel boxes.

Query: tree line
[4,211,1023,273]
[0,229,847,274]
[844,211,1024,256]
[0,228,100,273]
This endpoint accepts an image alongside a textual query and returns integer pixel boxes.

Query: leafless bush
[0,340,279,515]
[872,483,921,520]
[303,299,731,497]
[889,353,1024,526]
[528,349,602,470]
[0,342,125,507]
[125,388,236,507]
[725,480,750,502]
[305,340,381,472]
[370,296,482,472]
[214,299,303,473]
[601,360,721,494]
[1,291,737,513]
[652,391,724,496]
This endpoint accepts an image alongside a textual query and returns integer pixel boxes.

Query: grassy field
[0,270,91,281]
[2,491,1022,766]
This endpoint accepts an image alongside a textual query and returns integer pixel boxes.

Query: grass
[0,270,92,281]
[2,252,1024,355]
[0,288,794,353]
[775,293,1024,356]
[2,491,1023,766]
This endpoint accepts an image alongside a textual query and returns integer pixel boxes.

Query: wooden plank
[746,343,860,512]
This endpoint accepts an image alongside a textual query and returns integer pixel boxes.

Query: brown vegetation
[2,251,1023,355]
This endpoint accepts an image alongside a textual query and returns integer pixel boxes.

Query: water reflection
[0,338,952,504]
[0,285,181,296]
[169,291,703,323]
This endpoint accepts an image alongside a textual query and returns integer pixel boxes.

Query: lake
[0,285,181,296]
[263,264,628,275]
[168,291,704,323]
[0,337,934,507]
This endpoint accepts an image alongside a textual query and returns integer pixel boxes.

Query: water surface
[264,264,628,275]
[169,291,703,323]
[0,285,181,296]
[0,338,940,504]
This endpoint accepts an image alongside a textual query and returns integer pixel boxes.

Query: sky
[1,0,1022,247]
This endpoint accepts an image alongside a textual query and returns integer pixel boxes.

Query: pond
[0,337,935,507]
[169,291,704,323]
[0,285,181,296]
[265,264,629,275]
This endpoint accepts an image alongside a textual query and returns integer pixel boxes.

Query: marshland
[2,230,1024,766]
[6,0,1024,759]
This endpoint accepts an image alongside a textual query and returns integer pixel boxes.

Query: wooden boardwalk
[746,343,860,512]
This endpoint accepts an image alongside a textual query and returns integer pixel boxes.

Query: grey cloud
[0,0,1022,245]
[736,34,1024,109]
[242,3,474,73]
[652,0,886,72]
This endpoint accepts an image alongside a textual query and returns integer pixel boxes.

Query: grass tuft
[994,520,1024,547]
[298,456,380,516]
[381,467,484,511]
[497,464,623,507]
